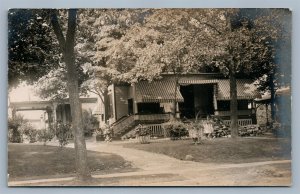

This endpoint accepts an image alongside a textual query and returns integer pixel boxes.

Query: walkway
[9,141,292,186]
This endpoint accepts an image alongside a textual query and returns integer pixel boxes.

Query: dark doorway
[193,84,214,118]
[179,85,195,118]
[179,84,215,119]
[128,98,133,115]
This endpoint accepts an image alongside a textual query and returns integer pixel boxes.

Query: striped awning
[217,79,260,100]
[178,78,219,85]
[136,80,184,103]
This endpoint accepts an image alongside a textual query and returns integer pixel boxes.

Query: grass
[8,144,134,181]
[123,137,291,164]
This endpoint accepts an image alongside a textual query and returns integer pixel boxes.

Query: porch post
[251,101,257,124]
[132,83,138,114]
[213,84,218,112]
[52,102,57,126]
[175,102,180,119]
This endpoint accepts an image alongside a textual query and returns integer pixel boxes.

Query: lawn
[8,144,134,181]
[123,137,291,164]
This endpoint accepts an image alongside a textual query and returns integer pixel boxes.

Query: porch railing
[133,113,170,121]
[147,123,166,137]
[215,110,253,117]
[223,119,252,126]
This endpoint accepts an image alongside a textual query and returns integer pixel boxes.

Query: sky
[9,82,42,102]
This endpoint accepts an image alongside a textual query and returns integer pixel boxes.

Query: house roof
[135,80,184,103]
[217,79,260,100]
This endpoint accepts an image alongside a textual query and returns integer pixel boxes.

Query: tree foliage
[8,9,60,87]
[92,8,290,136]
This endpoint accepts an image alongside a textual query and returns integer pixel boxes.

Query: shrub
[8,126,23,143]
[21,123,38,143]
[135,124,151,144]
[101,124,113,142]
[56,122,72,147]
[8,115,27,143]
[82,110,99,137]
[163,121,188,140]
[37,128,55,145]
[135,124,151,136]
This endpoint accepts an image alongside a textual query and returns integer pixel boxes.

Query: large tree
[8,9,91,180]
[50,9,91,180]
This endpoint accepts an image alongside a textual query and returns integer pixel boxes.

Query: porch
[108,75,260,138]
[120,117,254,139]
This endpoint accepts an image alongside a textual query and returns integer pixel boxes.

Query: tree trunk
[269,73,276,122]
[229,68,239,138]
[51,9,91,180]
[103,88,109,123]
[171,76,179,121]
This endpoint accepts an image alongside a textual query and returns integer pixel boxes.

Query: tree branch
[50,10,66,53]
[87,88,104,103]
[65,9,77,52]
[202,22,222,35]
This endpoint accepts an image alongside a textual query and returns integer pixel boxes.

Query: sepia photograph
[7,8,291,186]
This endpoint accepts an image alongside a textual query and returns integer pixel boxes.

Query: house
[99,73,260,138]
[9,98,98,130]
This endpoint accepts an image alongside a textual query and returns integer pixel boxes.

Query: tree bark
[269,73,276,122]
[229,67,239,138]
[103,88,109,123]
[171,75,179,121]
[51,9,91,180]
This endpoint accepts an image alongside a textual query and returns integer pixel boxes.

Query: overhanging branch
[50,10,66,54]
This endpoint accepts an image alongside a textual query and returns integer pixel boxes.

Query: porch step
[111,114,171,138]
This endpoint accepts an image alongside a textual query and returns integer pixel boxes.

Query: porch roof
[136,81,184,103]
[178,78,219,85]
[217,79,260,100]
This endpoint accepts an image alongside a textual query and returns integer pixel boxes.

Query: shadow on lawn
[8,144,135,181]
